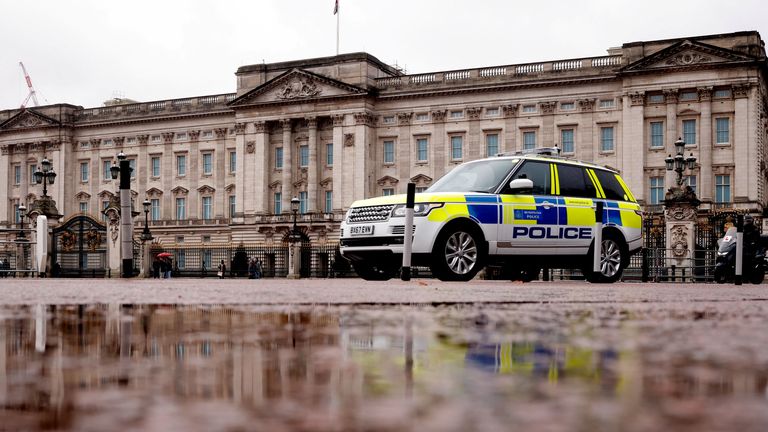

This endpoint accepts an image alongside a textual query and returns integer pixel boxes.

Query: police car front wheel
[431,223,486,282]
[584,232,627,283]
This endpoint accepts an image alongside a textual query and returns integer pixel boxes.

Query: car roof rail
[496,146,562,157]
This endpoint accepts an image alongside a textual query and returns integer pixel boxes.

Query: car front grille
[390,225,416,235]
[347,205,394,223]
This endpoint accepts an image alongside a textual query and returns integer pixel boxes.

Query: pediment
[146,187,164,197]
[229,69,368,107]
[197,185,215,194]
[377,175,399,186]
[268,180,282,190]
[319,177,333,187]
[225,183,235,192]
[293,179,307,188]
[410,174,433,184]
[678,108,699,115]
[75,191,91,200]
[98,190,115,199]
[0,108,61,131]
[171,186,189,195]
[622,39,757,73]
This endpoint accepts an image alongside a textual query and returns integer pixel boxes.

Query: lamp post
[665,137,697,187]
[33,157,57,197]
[140,199,153,242]
[140,199,154,278]
[288,197,301,279]
[110,151,134,278]
[16,203,27,241]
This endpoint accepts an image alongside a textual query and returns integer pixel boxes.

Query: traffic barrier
[401,183,416,281]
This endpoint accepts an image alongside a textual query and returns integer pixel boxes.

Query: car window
[506,161,550,195]
[428,159,518,193]
[593,169,629,201]
[556,163,596,198]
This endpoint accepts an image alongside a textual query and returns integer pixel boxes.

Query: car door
[498,160,559,254]
[553,163,598,252]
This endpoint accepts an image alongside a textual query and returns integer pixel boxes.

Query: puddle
[1,304,767,431]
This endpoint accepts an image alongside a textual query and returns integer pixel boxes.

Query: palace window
[648,94,665,104]
[202,153,213,175]
[486,107,500,116]
[685,175,697,194]
[176,132,187,141]
[229,195,236,218]
[383,116,395,124]
[560,102,574,111]
[177,155,186,176]
[129,159,136,179]
[151,156,161,177]
[650,121,664,148]
[715,175,731,203]
[325,191,333,213]
[682,119,696,145]
[103,160,112,180]
[416,113,429,121]
[450,110,464,119]
[450,136,463,160]
[80,162,89,182]
[383,140,395,164]
[201,196,212,220]
[151,135,161,143]
[679,91,698,101]
[600,127,615,152]
[13,165,21,185]
[151,198,160,221]
[299,191,308,214]
[102,200,110,222]
[299,145,309,167]
[599,99,615,109]
[561,129,574,153]
[326,143,333,166]
[416,138,428,162]
[649,177,664,205]
[175,198,186,220]
[229,151,236,173]
[485,133,499,156]
[80,202,88,214]
[716,118,730,144]
[203,130,213,138]
[275,147,283,169]
[29,164,37,184]
[274,192,282,214]
[523,131,536,150]
[382,188,394,196]
[714,89,732,99]
[522,105,536,113]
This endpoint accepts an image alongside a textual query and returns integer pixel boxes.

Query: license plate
[350,225,374,236]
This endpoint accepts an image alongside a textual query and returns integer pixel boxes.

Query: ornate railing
[76,93,237,121]
[375,55,623,89]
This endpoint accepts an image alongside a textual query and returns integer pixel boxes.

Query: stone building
[1,31,766,255]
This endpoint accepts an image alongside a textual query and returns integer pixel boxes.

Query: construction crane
[19,61,40,108]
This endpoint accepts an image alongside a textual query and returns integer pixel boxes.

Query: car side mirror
[508,178,534,193]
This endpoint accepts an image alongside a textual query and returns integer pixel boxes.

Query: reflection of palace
[2,306,768,429]
[1,31,766,255]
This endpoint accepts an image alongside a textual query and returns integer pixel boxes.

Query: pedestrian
[255,259,263,279]
[217,259,226,279]
[0,258,4,278]
[248,257,256,279]
[152,257,161,278]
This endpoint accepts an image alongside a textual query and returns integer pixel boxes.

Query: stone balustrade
[375,55,623,89]
[76,93,237,121]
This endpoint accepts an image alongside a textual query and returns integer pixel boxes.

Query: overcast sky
[1,0,766,110]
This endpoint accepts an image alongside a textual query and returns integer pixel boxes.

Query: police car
[340,148,642,282]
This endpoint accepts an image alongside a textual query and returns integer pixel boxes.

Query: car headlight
[391,203,443,217]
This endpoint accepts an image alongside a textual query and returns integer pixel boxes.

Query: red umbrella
[156,252,172,258]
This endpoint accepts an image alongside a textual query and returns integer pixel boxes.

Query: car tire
[431,222,486,282]
[584,231,627,283]
[352,261,399,281]
[520,267,540,282]
[749,265,765,285]
[713,266,728,284]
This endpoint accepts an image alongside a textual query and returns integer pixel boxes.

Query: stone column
[397,112,412,194]
[307,117,318,213]
[698,87,713,203]
[502,105,518,154]
[331,114,344,210]
[353,112,373,202]
[253,121,269,214]
[540,102,556,149]
[623,93,646,202]
[235,125,247,220]
[431,110,447,180]
[0,145,9,223]
[733,84,751,202]
[188,131,199,219]
[20,144,29,207]
[578,99,595,161]
[281,119,293,213]
[664,89,679,190]
[467,107,484,161]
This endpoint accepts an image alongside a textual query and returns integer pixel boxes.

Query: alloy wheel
[445,231,478,275]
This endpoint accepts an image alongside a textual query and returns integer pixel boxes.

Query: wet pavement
[0,279,767,431]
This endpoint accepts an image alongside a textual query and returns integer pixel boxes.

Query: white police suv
[340,149,642,282]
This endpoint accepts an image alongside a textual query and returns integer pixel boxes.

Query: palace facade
[1,31,767,250]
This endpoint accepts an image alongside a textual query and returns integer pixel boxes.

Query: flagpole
[336,5,339,55]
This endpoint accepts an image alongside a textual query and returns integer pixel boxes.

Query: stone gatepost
[104,199,122,278]
[664,186,700,281]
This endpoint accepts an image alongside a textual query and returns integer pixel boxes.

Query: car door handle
[541,201,553,209]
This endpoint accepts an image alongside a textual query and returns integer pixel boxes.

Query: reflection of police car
[340,149,642,282]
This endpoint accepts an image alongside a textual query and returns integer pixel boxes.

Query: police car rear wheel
[432,225,485,281]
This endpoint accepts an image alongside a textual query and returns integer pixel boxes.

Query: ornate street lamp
[34,156,57,197]
[290,197,301,243]
[16,203,27,241]
[666,137,697,186]
[140,199,154,242]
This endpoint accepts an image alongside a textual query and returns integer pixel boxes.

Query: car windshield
[427,159,519,193]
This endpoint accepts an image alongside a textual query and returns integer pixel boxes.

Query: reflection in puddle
[0,304,767,431]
